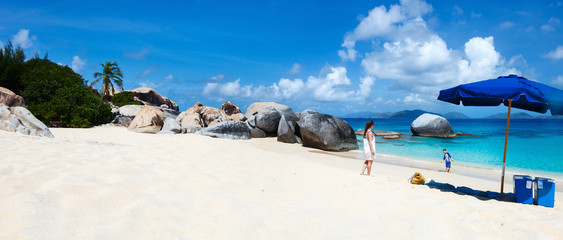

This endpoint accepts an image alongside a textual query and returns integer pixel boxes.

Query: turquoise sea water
[345,118,563,176]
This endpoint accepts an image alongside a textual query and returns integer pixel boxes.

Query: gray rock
[410,113,456,138]
[119,105,143,117]
[277,115,299,143]
[131,87,179,111]
[0,87,25,107]
[111,115,134,127]
[246,122,266,138]
[355,129,402,136]
[161,118,182,133]
[244,102,298,134]
[0,106,19,132]
[297,109,358,151]
[382,135,400,139]
[200,121,251,140]
[9,107,54,138]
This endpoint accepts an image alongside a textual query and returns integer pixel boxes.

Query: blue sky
[1,0,562,117]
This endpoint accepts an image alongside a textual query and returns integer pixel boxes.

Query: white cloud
[339,0,520,94]
[552,76,563,88]
[544,46,563,60]
[498,21,514,30]
[286,63,303,75]
[165,74,175,80]
[541,17,560,33]
[203,79,255,98]
[71,56,86,72]
[403,93,425,104]
[138,66,158,78]
[12,29,36,49]
[138,81,161,89]
[276,78,304,98]
[124,48,150,60]
[0,40,3,48]
[305,66,353,101]
[339,0,432,62]
[202,66,376,102]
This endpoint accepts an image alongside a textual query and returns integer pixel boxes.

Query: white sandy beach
[1,126,561,239]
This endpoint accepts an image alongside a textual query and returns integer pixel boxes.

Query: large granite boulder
[277,115,300,143]
[221,101,246,121]
[0,87,25,107]
[0,105,21,132]
[410,113,456,138]
[111,105,143,127]
[160,117,182,134]
[297,109,358,151]
[199,121,251,140]
[176,102,227,132]
[200,106,223,126]
[128,105,164,134]
[0,105,54,137]
[131,87,179,111]
[176,102,204,133]
[244,102,298,134]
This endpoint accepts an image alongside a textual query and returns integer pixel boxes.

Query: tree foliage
[21,59,113,127]
[111,91,142,107]
[0,41,25,94]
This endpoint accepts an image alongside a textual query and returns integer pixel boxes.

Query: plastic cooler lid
[534,177,555,182]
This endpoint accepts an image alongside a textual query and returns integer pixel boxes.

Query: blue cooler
[534,177,555,208]
[513,175,533,204]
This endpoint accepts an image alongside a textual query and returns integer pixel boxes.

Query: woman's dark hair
[363,120,374,138]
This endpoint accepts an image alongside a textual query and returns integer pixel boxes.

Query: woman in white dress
[360,120,376,176]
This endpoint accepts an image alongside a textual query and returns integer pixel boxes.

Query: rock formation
[159,118,182,134]
[0,105,54,137]
[410,113,456,138]
[0,87,25,107]
[199,121,251,140]
[297,110,358,151]
[244,102,298,134]
[131,87,179,111]
[128,105,164,134]
[277,115,300,143]
[220,101,246,121]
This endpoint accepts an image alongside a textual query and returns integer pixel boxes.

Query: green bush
[0,41,25,94]
[111,91,141,107]
[21,59,112,127]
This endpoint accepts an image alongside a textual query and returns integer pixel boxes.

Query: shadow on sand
[425,180,515,202]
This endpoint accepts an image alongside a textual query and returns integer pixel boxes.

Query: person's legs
[361,160,368,175]
[446,161,451,172]
[367,160,373,176]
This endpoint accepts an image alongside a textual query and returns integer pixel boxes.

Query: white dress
[363,135,376,160]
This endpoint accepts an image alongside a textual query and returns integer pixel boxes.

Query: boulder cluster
[0,86,358,151]
[0,87,53,137]
[116,91,358,151]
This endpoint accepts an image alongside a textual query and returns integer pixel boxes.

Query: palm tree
[91,61,124,118]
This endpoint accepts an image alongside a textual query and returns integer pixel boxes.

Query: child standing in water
[441,149,454,172]
[360,120,376,176]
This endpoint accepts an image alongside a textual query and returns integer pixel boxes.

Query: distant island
[342,109,470,119]
[343,109,561,119]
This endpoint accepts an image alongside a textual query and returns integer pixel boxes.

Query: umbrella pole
[500,100,512,199]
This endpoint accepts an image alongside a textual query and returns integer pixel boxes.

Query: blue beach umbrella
[438,74,563,198]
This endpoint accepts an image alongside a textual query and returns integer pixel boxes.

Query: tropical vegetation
[0,41,114,127]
